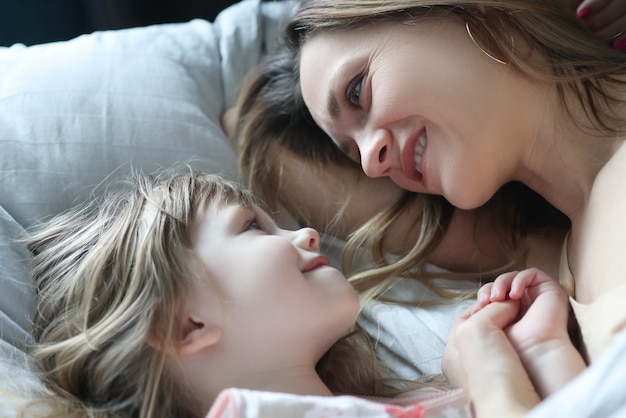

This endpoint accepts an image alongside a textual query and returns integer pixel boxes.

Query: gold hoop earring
[465,21,508,65]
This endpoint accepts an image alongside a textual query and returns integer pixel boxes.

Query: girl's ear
[176,314,223,356]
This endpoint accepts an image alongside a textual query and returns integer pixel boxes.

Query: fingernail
[615,37,626,52]
[577,7,592,21]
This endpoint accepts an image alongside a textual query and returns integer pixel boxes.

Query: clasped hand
[442,268,586,418]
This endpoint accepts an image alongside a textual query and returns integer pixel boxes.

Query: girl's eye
[245,215,265,232]
[345,75,364,109]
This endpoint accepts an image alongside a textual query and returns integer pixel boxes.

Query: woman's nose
[292,227,321,252]
[358,128,393,178]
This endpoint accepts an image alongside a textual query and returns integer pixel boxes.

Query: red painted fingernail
[615,37,626,52]
[577,7,592,21]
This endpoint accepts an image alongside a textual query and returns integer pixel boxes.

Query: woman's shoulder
[574,139,626,303]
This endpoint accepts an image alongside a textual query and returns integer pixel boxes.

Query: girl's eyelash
[246,214,265,231]
[345,74,364,110]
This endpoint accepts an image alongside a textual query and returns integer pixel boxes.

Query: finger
[476,283,493,306]
[508,268,540,299]
[589,0,626,24]
[577,0,626,45]
[468,299,521,330]
[593,17,626,46]
[576,0,612,19]
[509,268,558,300]
[490,271,518,301]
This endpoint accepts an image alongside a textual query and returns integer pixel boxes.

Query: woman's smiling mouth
[401,128,427,183]
[414,131,427,175]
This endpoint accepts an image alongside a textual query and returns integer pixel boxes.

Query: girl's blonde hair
[27,169,256,418]
[24,168,415,418]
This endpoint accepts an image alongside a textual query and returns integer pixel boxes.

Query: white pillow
[0,18,236,228]
[0,0,296,229]
[0,205,35,350]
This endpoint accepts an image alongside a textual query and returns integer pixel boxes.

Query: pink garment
[207,387,471,418]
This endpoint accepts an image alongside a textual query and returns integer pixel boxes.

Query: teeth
[414,133,426,175]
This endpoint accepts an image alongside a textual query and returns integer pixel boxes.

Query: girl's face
[188,203,359,361]
[300,17,539,209]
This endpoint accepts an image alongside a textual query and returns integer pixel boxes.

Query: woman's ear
[176,314,223,356]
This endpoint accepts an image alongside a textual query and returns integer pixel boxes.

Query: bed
[1,0,625,416]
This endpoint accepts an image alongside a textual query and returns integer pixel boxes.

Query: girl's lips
[401,129,426,182]
[302,255,330,273]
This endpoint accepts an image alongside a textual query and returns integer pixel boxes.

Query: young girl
[25,168,580,417]
[26,168,430,418]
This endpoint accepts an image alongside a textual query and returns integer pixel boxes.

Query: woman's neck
[515,106,624,223]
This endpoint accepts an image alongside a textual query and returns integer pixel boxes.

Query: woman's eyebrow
[325,59,350,121]
[327,91,341,120]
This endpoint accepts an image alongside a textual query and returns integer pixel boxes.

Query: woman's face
[300,17,537,209]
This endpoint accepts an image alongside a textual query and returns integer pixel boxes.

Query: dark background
[0,0,241,46]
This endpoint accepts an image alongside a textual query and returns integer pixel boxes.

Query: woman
[288,0,626,365]
[227,0,624,296]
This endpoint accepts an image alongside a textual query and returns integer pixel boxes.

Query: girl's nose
[359,128,393,178]
[292,227,321,252]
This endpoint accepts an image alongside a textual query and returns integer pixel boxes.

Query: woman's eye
[345,75,364,109]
